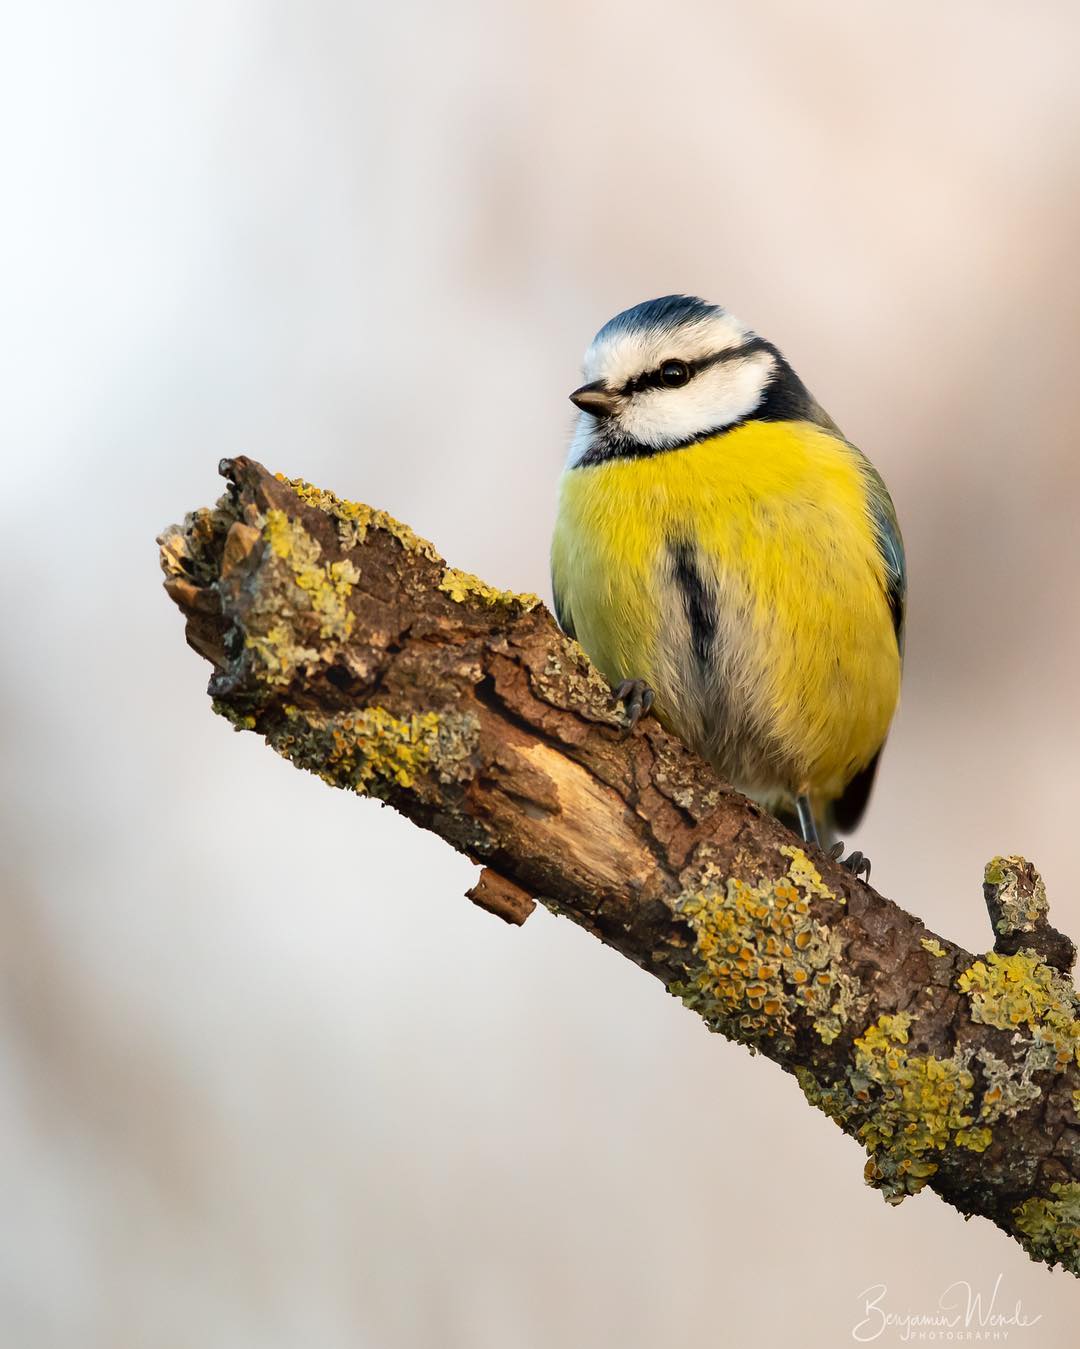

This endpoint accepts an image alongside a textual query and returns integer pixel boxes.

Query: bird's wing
[831,746,883,834]
[831,454,907,835]
[551,573,576,640]
[863,459,907,657]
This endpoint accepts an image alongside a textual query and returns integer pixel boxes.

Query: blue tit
[550,295,905,877]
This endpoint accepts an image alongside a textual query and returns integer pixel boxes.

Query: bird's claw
[827,841,871,882]
[612,678,654,732]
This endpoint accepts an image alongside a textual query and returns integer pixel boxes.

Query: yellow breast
[550,420,901,800]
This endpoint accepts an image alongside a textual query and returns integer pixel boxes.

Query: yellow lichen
[1012,1182,1080,1274]
[957,951,1080,1070]
[264,507,316,565]
[266,704,479,797]
[276,474,441,560]
[262,509,359,641]
[955,951,1080,1128]
[780,844,838,902]
[240,512,360,684]
[789,916,1080,1215]
[954,1126,993,1151]
[244,622,323,685]
[296,559,359,639]
[920,937,947,958]
[673,846,856,1046]
[438,567,540,612]
[796,1012,993,1206]
[851,1014,987,1201]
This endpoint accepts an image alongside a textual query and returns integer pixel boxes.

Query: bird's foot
[611,678,654,732]
[827,841,871,882]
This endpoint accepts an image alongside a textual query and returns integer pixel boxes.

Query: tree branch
[159,457,1080,1275]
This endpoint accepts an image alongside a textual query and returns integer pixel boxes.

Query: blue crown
[595,294,722,343]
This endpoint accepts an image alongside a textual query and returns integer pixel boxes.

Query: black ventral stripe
[670,540,716,670]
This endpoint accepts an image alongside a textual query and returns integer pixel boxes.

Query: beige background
[3,1,1080,1345]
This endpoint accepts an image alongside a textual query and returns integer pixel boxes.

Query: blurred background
[3,1,1080,1344]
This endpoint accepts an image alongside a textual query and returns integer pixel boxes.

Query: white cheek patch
[567,305,779,465]
[618,351,776,450]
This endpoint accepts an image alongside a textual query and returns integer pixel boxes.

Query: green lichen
[920,937,947,958]
[211,699,257,731]
[672,846,857,1047]
[1012,1182,1080,1273]
[1074,1089,1080,1118]
[277,474,441,560]
[957,951,1080,1070]
[794,1064,853,1124]
[985,855,1048,936]
[438,567,540,612]
[266,704,479,798]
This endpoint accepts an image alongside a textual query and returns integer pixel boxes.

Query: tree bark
[159,456,1080,1276]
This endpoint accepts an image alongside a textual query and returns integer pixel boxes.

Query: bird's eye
[659,359,691,388]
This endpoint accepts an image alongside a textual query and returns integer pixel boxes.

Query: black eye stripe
[620,336,772,396]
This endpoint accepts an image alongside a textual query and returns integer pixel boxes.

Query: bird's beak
[569,380,618,418]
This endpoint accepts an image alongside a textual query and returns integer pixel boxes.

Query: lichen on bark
[159,457,1080,1278]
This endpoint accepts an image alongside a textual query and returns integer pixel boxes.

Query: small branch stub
[466,868,536,926]
[984,856,1076,975]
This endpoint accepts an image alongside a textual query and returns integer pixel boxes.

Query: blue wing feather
[873,496,906,656]
[832,459,906,833]
[551,574,576,640]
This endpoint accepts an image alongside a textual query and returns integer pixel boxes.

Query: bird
[550,295,905,879]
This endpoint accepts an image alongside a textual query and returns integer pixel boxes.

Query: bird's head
[566,295,783,466]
